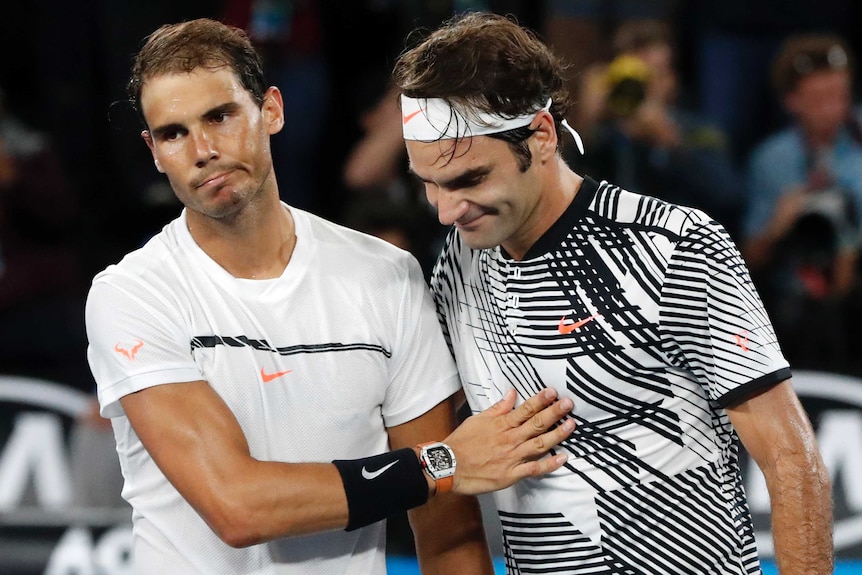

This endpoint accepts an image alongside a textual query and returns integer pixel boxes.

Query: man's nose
[191,128,218,166]
[433,189,469,226]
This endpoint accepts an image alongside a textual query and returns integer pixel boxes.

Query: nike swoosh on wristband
[361,460,399,480]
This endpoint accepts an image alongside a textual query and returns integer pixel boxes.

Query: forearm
[203,448,437,545]
[191,459,349,547]
[122,383,352,546]
[743,187,808,269]
[410,493,493,575]
[125,383,573,548]
[729,381,834,575]
[741,238,773,270]
[766,452,833,574]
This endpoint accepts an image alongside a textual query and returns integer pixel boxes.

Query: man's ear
[142,129,154,152]
[262,87,285,135]
[529,111,559,162]
[141,130,164,173]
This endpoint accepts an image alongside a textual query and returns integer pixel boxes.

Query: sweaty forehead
[140,68,247,120]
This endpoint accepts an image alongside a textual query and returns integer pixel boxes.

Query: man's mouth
[456,208,495,229]
[195,169,234,189]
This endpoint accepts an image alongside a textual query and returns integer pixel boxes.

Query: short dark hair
[127,18,267,124]
[392,11,572,168]
[771,33,854,98]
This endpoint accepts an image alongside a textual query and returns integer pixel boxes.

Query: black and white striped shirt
[431,177,789,574]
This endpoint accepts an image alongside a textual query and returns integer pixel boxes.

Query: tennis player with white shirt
[84,18,575,574]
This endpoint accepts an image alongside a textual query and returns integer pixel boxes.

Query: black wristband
[333,447,429,531]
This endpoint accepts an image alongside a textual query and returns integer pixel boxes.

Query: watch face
[427,446,453,470]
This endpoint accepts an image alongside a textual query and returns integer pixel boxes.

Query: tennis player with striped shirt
[393,11,832,575]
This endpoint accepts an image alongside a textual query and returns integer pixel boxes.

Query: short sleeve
[659,218,790,407]
[85,276,203,417]
[380,254,461,427]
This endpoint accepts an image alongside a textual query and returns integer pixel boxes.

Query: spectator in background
[742,33,862,372]
[543,0,678,129]
[575,19,745,238]
[0,86,92,393]
[683,0,860,165]
[0,85,125,509]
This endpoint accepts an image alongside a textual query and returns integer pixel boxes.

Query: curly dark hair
[127,18,267,125]
[392,11,572,170]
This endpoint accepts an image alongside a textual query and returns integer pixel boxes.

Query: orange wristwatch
[417,441,456,494]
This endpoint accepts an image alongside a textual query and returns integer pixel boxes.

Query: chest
[177,269,393,455]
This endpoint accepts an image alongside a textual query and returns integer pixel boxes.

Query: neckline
[500,175,600,261]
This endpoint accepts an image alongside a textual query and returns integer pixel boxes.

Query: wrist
[416,441,456,495]
[332,448,429,531]
[414,446,438,496]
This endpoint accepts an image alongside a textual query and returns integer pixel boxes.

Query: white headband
[400,95,584,155]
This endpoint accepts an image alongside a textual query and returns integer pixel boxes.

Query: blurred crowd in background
[2,0,862,402]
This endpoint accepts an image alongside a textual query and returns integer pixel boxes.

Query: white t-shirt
[431,178,789,575]
[86,205,460,575]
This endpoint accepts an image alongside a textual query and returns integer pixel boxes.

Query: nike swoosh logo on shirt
[260,367,293,383]
[361,460,399,480]
[558,314,600,334]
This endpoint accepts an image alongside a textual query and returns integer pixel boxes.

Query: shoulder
[90,218,184,291]
[296,208,422,282]
[592,179,713,237]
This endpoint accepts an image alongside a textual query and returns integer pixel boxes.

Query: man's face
[140,67,283,221]
[785,70,851,142]
[406,134,547,258]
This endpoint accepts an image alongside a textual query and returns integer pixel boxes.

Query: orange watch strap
[417,441,454,494]
[435,475,454,494]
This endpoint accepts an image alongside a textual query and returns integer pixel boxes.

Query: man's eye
[450,178,482,191]
[213,113,229,123]
[162,130,181,141]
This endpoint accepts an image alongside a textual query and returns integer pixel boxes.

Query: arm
[120,378,573,548]
[388,390,493,575]
[120,379,349,547]
[727,380,833,575]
